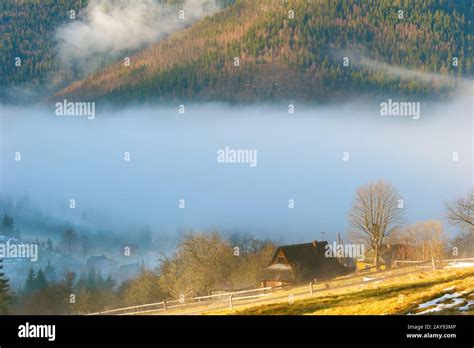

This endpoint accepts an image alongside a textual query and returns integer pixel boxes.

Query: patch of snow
[459,300,474,311]
[414,292,465,315]
[444,261,474,269]
[443,286,456,292]
[0,235,21,244]
[362,277,374,281]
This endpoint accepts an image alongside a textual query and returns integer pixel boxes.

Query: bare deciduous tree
[394,221,447,261]
[158,230,236,297]
[348,181,403,269]
[450,229,474,258]
[158,230,275,298]
[446,190,474,229]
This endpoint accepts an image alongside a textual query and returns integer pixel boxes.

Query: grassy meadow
[207,267,474,315]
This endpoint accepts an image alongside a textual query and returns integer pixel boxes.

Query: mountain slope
[0,0,235,103]
[0,0,88,102]
[54,0,473,103]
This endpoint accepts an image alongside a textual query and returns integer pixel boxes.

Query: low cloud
[334,49,471,90]
[55,0,221,74]
[357,56,460,86]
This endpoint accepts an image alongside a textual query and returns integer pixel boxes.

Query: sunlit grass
[209,268,474,315]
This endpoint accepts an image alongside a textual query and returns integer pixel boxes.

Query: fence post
[163,300,167,311]
[431,257,436,270]
[229,295,233,310]
[309,282,313,295]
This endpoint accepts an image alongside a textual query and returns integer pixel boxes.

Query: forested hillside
[0,0,234,103]
[55,0,473,103]
[1,0,472,104]
[0,0,89,100]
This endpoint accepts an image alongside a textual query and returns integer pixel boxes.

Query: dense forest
[0,0,234,102]
[0,0,89,101]
[1,0,473,104]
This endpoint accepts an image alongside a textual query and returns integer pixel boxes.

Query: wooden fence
[88,286,272,315]
[394,257,474,269]
[88,257,474,315]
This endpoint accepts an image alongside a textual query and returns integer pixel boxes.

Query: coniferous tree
[0,258,13,314]
[24,267,36,294]
[46,238,54,252]
[104,275,116,290]
[1,214,14,237]
[13,226,21,239]
[45,261,57,283]
[62,228,78,255]
[35,269,48,291]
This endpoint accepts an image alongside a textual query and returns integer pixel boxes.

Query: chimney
[312,240,317,248]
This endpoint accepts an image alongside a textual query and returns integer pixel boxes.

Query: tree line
[0,230,275,314]
[0,183,472,313]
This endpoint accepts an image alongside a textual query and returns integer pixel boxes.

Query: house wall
[262,280,291,288]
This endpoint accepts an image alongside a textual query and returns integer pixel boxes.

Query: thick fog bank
[1,94,472,245]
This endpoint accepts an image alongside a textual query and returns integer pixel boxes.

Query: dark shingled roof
[260,241,349,283]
